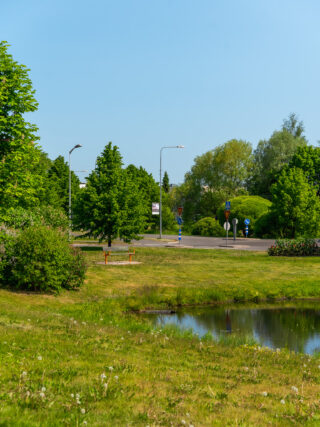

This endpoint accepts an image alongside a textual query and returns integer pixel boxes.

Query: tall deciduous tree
[0,41,45,213]
[176,139,252,224]
[74,142,145,246]
[250,114,307,197]
[269,167,320,238]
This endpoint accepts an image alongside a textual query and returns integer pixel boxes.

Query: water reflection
[149,303,320,354]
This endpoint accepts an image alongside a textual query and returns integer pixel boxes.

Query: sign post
[244,218,250,237]
[232,218,238,241]
[177,206,183,244]
[224,201,231,246]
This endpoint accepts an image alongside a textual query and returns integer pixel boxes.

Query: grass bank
[0,248,320,425]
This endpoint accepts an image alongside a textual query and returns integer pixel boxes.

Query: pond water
[147,303,320,355]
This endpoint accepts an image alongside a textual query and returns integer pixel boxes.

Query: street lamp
[159,145,184,239]
[69,144,82,240]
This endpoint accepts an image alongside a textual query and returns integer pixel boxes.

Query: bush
[217,195,271,237]
[1,226,86,293]
[254,211,278,238]
[191,217,225,237]
[268,238,319,256]
[1,206,68,231]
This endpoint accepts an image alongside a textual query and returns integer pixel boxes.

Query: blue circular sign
[244,219,250,225]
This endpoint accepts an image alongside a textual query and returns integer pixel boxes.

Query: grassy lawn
[1,248,320,425]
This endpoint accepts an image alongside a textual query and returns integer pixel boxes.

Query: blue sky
[2,0,320,183]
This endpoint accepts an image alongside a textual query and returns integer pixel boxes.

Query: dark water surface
[147,303,320,354]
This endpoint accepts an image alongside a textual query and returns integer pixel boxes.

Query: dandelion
[40,392,45,399]
[181,420,186,425]
[103,383,108,389]
[83,422,87,425]
[303,364,307,367]
[108,366,114,371]
[76,393,80,399]
[71,393,74,398]
[26,391,30,397]
[186,413,190,417]
[262,391,268,397]
[21,371,27,377]
[41,387,46,392]
[100,373,106,380]
[76,399,81,405]
[73,320,77,325]
[121,337,124,340]
[291,386,298,394]
[114,375,119,381]
[81,408,85,414]
[37,355,42,361]
[280,399,285,405]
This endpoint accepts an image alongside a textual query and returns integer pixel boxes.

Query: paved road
[132,234,275,252]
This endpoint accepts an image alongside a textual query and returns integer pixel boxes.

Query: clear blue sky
[2,0,320,183]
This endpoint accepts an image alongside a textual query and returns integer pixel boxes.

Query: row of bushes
[268,238,319,256]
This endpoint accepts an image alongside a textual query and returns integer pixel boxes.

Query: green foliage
[288,145,320,195]
[162,171,170,193]
[1,226,86,292]
[0,41,39,157]
[250,118,307,197]
[74,142,145,245]
[191,217,225,237]
[44,155,80,212]
[269,167,320,238]
[1,206,68,231]
[0,41,48,212]
[217,196,271,236]
[253,211,278,238]
[268,238,318,256]
[177,139,252,224]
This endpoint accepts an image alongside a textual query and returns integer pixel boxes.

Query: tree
[0,41,46,214]
[250,115,307,197]
[0,41,39,158]
[162,171,170,193]
[45,156,80,213]
[288,146,320,195]
[74,142,145,246]
[175,140,253,224]
[269,167,320,238]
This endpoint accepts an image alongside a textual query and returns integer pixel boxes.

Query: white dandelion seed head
[71,393,74,398]
[83,422,87,426]
[181,420,186,425]
[76,393,80,399]
[262,391,268,397]
[291,386,298,393]
[37,355,42,361]
[100,373,106,380]
[81,408,85,414]
[114,375,119,381]
[21,371,27,377]
[103,382,108,389]
[108,366,114,371]
[40,392,45,398]
[280,399,285,405]
[26,391,30,397]
[41,387,46,392]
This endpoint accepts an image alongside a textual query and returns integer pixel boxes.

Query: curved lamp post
[159,145,184,239]
[69,144,82,240]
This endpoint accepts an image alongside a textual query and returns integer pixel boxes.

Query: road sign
[224,210,230,220]
[177,216,183,225]
[177,206,183,216]
[232,218,238,225]
[225,201,231,210]
[244,218,250,225]
[152,202,159,215]
[224,222,231,231]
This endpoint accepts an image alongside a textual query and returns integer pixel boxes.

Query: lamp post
[69,144,82,240]
[159,145,184,239]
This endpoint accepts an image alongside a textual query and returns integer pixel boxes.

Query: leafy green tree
[0,41,46,213]
[269,167,320,238]
[74,142,145,246]
[162,171,170,193]
[250,115,307,197]
[175,140,252,224]
[44,156,80,212]
[287,146,320,195]
[0,41,39,157]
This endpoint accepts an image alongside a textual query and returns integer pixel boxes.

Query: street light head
[74,144,82,149]
[177,145,184,148]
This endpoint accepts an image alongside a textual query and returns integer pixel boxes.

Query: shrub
[1,226,86,293]
[268,238,319,256]
[217,195,271,236]
[191,217,225,237]
[254,211,278,238]
[1,206,68,231]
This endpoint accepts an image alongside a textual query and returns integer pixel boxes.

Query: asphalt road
[131,234,275,252]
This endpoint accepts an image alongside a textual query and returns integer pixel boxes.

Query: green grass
[0,248,320,425]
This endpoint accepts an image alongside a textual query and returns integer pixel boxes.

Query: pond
[147,302,320,354]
